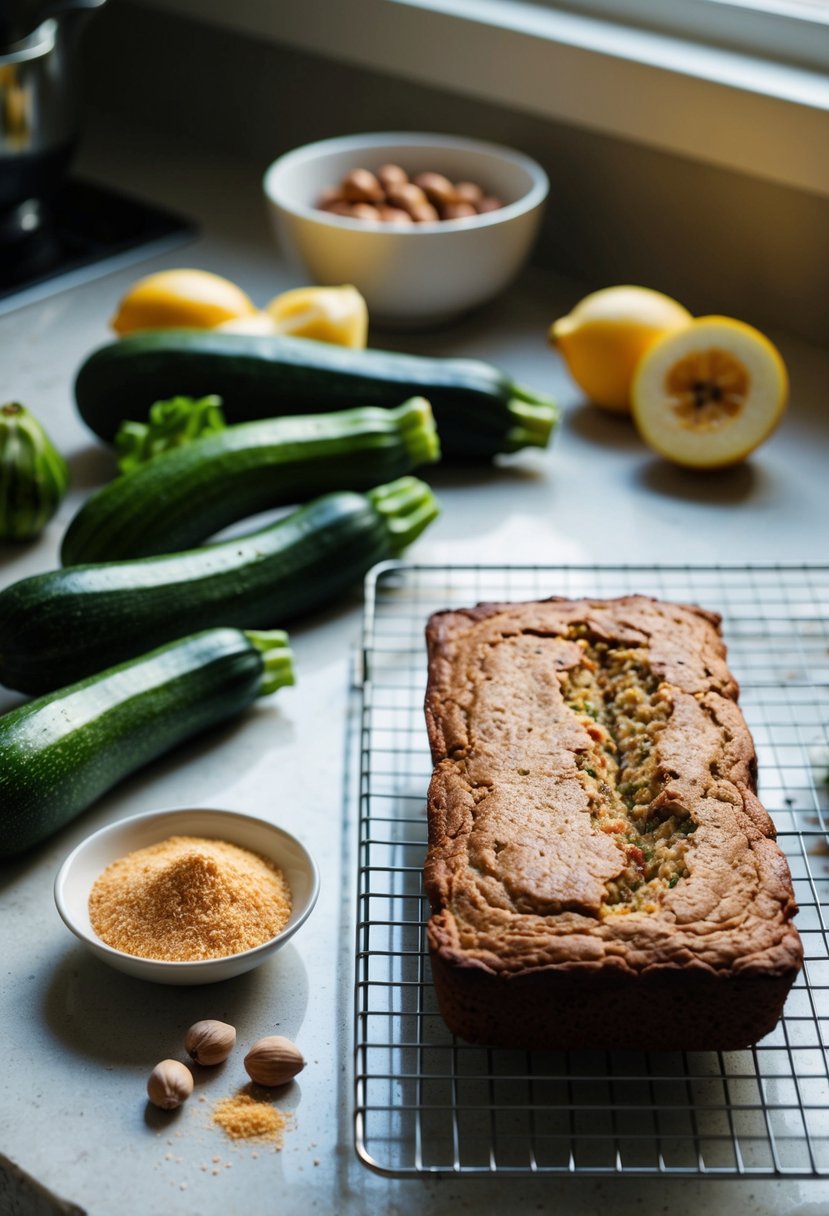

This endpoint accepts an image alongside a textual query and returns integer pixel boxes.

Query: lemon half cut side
[631,316,788,469]
[265,285,369,349]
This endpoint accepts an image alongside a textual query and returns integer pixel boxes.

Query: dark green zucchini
[74,329,557,459]
[0,627,293,857]
[61,397,439,564]
[0,476,437,694]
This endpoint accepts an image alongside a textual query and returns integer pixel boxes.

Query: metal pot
[0,2,107,234]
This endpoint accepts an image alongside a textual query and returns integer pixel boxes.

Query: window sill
[137,0,829,199]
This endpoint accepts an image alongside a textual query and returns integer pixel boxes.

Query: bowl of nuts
[263,131,549,328]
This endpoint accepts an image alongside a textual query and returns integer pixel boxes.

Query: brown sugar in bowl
[54,807,319,985]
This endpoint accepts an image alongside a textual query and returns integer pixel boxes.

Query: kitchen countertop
[1,113,828,1216]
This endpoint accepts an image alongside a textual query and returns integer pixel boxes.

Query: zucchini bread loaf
[423,596,803,1051]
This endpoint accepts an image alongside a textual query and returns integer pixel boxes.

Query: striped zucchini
[0,627,293,857]
[0,402,69,540]
[0,476,438,694]
[61,397,439,563]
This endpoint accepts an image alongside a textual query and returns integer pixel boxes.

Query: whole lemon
[549,285,693,412]
[111,268,256,335]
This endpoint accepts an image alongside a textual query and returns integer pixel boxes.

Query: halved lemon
[111,269,256,335]
[265,285,369,349]
[631,316,788,468]
[549,285,692,412]
[215,312,279,335]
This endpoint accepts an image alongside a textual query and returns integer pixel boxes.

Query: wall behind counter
[81,1,829,348]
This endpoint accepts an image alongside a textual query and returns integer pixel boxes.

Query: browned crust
[423,595,803,1051]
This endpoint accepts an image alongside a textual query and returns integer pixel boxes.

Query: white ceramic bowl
[54,807,319,985]
[263,131,549,328]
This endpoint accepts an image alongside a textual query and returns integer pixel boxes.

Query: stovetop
[0,177,196,315]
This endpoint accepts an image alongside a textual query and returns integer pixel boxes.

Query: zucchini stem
[243,629,296,695]
[503,385,559,453]
[390,396,441,469]
[367,476,440,554]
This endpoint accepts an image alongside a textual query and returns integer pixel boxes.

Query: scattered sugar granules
[212,1086,289,1147]
[88,835,291,960]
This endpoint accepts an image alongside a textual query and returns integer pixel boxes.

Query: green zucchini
[61,397,439,564]
[73,329,557,459]
[0,476,437,695]
[0,627,293,857]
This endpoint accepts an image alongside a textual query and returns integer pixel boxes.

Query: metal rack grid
[354,564,829,1178]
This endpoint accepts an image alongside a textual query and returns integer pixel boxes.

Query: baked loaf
[423,596,803,1051]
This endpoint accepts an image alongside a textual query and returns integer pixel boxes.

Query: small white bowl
[54,807,319,986]
[263,131,549,328]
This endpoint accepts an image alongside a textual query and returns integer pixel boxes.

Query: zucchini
[0,401,69,540]
[0,627,294,858]
[73,329,557,459]
[0,476,437,694]
[61,397,439,564]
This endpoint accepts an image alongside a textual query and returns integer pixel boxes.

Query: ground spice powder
[88,835,292,961]
[212,1087,288,1145]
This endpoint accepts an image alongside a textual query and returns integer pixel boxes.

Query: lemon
[265,285,369,349]
[550,285,693,412]
[111,269,256,335]
[215,312,279,335]
[631,316,788,469]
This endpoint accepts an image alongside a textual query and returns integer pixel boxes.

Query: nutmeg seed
[147,1059,194,1110]
[185,1019,236,1066]
[244,1035,305,1087]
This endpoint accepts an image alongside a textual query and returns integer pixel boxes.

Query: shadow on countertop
[41,940,309,1067]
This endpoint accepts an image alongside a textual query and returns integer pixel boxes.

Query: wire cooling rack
[353,564,829,1178]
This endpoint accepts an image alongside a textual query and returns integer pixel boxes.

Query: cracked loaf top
[424,596,803,979]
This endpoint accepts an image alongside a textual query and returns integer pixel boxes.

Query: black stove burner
[0,177,196,313]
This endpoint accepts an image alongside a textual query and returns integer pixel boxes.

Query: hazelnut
[147,1059,194,1110]
[376,163,409,191]
[476,196,503,214]
[185,1019,236,1066]
[386,182,428,215]
[441,201,478,220]
[341,168,384,203]
[453,180,484,205]
[377,205,414,225]
[412,171,455,206]
[244,1035,305,1087]
[408,201,440,223]
[348,202,382,221]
